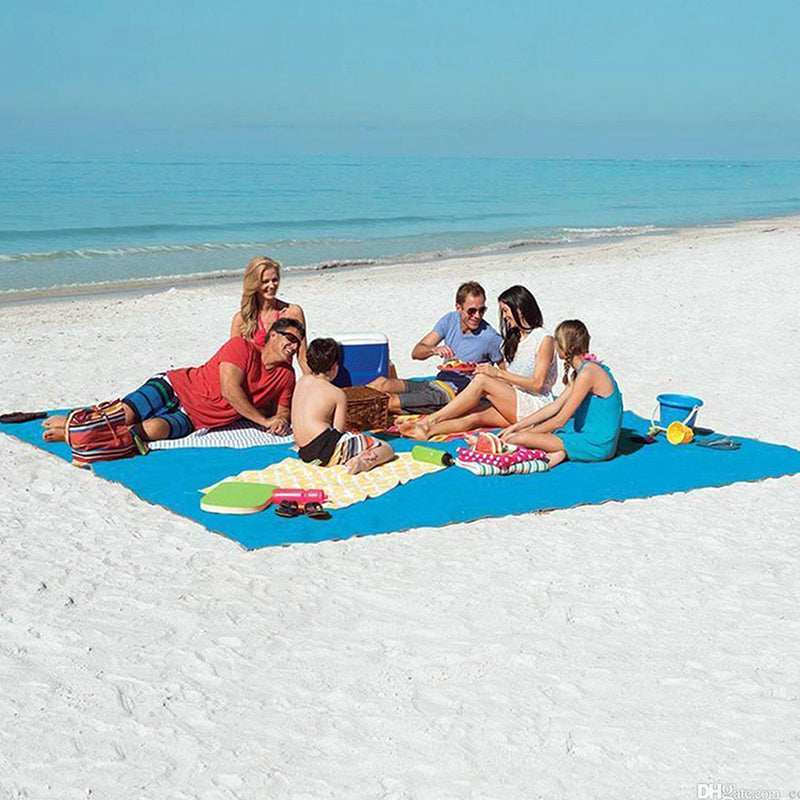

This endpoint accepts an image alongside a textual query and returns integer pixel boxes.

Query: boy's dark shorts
[298,427,343,465]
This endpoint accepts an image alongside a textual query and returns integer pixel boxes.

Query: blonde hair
[554,319,591,386]
[238,256,281,339]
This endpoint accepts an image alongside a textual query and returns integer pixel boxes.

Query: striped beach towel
[453,435,549,476]
[454,458,549,476]
[149,419,294,450]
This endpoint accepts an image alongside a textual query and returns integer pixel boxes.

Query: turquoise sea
[2,154,800,295]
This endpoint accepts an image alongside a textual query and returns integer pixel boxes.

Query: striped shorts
[122,375,195,440]
[329,431,379,466]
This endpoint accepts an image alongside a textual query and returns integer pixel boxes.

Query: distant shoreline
[5,154,800,301]
[0,227,666,304]
[0,212,781,306]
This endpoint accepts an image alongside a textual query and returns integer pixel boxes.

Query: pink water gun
[271,488,328,505]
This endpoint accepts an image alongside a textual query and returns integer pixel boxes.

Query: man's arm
[411,330,453,361]
[270,403,291,436]
[220,362,285,431]
[488,329,504,364]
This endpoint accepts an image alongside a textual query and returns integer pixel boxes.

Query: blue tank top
[571,361,623,448]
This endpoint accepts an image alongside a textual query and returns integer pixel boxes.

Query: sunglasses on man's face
[277,330,302,347]
[464,305,487,317]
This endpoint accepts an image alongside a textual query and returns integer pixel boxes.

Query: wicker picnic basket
[343,386,390,432]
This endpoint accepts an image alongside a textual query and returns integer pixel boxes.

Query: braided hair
[554,319,591,385]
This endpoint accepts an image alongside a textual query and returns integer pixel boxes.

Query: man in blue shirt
[368,281,503,414]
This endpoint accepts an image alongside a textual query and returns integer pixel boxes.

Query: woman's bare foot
[397,418,432,440]
[42,415,66,429]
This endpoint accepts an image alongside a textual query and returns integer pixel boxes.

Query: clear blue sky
[1,0,798,158]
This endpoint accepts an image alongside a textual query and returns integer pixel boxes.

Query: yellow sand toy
[665,421,694,445]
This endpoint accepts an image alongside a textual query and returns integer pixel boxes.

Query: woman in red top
[230,255,309,373]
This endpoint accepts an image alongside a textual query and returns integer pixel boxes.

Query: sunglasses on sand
[277,330,302,347]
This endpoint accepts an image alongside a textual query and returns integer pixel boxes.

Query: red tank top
[252,307,281,348]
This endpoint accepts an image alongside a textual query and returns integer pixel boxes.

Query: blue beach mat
[3,411,800,549]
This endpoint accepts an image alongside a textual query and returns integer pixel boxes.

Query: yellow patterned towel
[202,452,443,510]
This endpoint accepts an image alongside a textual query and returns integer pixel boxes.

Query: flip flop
[274,500,302,518]
[695,436,741,451]
[0,411,48,424]
[304,501,332,521]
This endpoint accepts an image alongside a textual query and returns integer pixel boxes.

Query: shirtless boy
[291,338,395,474]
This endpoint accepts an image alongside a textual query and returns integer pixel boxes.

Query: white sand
[1,218,799,798]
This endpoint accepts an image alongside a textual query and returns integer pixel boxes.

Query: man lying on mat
[42,318,303,443]
[366,281,503,414]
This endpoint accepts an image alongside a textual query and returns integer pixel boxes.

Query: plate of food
[438,358,478,374]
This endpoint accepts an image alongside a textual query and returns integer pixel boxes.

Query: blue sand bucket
[651,393,704,431]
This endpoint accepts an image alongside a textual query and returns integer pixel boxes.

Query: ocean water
[2,155,800,295]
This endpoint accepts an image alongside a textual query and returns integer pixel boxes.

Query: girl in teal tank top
[499,320,623,469]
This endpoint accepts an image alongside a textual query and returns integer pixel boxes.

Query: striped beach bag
[65,400,148,468]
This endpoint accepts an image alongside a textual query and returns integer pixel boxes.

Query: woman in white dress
[400,285,558,440]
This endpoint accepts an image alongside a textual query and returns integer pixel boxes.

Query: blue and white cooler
[324,332,390,387]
